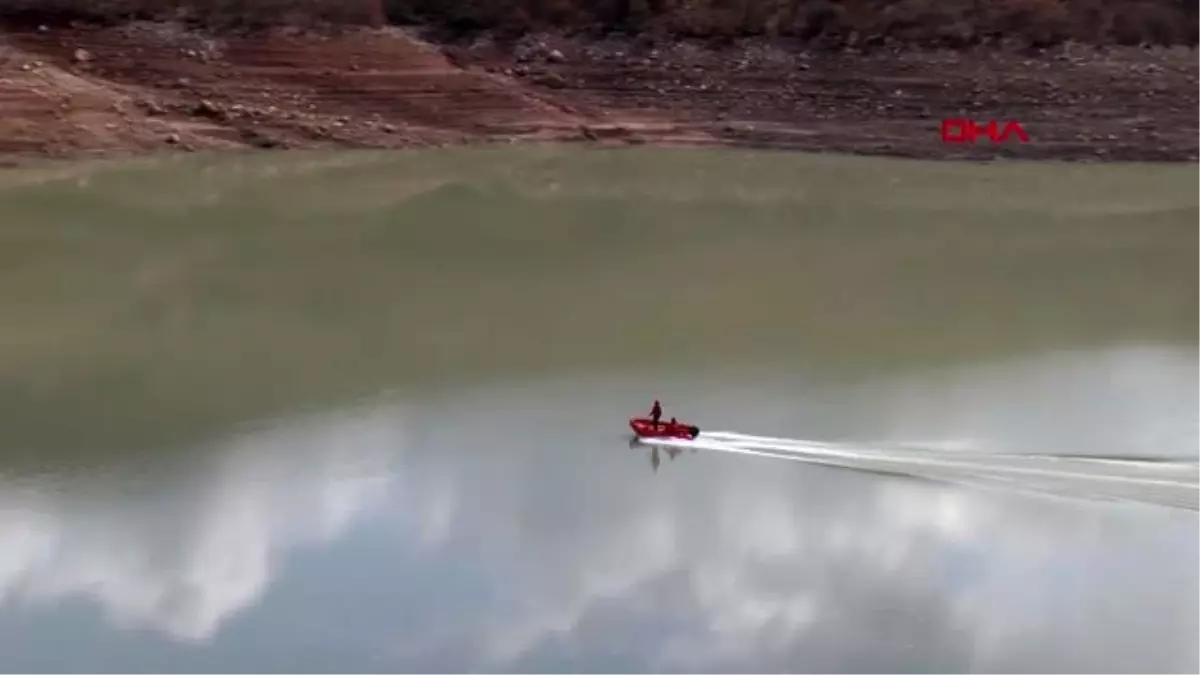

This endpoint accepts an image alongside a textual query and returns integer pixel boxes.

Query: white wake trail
[639,431,1199,511]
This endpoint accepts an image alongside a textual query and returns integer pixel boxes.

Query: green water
[0,147,1196,672]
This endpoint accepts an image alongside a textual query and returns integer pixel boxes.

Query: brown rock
[72,48,92,63]
[194,99,222,118]
[534,72,567,89]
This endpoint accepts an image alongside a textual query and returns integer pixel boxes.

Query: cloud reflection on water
[0,407,403,644]
[0,346,1196,673]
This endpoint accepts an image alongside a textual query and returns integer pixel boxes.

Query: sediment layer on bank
[0,19,1195,163]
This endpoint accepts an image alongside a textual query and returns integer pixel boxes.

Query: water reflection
[0,347,1196,672]
[0,406,402,645]
[635,442,690,474]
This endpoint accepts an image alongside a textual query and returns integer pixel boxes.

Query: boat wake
[636,431,1200,511]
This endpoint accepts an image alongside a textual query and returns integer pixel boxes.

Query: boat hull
[630,417,700,440]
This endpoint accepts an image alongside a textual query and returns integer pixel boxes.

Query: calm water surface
[0,148,1196,672]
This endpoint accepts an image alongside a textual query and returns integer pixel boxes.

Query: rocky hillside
[0,20,1196,163]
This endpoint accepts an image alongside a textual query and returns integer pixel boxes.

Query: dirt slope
[0,24,584,156]
[0,22,1196,162]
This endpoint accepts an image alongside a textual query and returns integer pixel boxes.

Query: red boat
[629,417,701,440]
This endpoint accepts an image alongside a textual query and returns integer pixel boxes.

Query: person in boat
[650,400,663,425]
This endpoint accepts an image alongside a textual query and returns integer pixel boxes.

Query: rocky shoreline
[0,22,1196,164]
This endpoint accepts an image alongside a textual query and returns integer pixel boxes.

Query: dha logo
[941,119,1030,144]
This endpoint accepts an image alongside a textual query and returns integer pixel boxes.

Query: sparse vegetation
[0,0,1195,46]
[0,0,376,30]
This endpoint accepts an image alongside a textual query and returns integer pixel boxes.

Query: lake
[0,147,1196,672]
